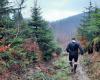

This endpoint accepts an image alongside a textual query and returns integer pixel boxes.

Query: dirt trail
[70,58,90,80]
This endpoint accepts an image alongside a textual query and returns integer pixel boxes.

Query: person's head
[72,38,76,40]
[72,38,76,42]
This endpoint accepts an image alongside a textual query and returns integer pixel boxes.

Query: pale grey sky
[10,0,100,21]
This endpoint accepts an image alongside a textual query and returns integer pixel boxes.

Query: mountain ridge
[50,13,84,48]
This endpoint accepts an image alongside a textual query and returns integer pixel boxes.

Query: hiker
[66,38,83,73]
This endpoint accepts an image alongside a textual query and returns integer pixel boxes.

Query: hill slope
[50,13,83,48]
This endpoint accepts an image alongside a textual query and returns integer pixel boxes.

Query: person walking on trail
[66,38,83,73]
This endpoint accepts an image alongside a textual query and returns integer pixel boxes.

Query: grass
[52,54,71,80]
[82,52,100,80]
[25,54,71,80]
[0,52,71,80]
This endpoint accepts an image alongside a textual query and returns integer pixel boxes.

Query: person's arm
[66,44,70,53]
[79,44,84,55]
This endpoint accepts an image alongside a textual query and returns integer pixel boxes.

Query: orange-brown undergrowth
[0,44,11,52]
[86,52,100,80]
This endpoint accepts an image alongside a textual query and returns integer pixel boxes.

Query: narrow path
[70,58,90,80]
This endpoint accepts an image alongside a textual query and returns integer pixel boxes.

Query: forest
[0,0,100,80]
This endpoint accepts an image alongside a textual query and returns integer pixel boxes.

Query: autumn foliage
[0,44,11,52]
[22,38,38,52]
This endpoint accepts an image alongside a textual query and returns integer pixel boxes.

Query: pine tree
[92,7,100,36]
[77,1,100,52]
[78,1,94,41]
[91,6,100,48]
[0,0,13,44]
[29,0,56,61]
[0,0,10,18]
[0,0,12,28]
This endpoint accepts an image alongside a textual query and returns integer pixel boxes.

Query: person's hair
[72,38,76,40]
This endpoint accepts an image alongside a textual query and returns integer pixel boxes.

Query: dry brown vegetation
[83,52,100,80]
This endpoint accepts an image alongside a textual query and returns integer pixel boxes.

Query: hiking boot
[69,62,73,67]
[73,64,77,73]
[71,68,74,72]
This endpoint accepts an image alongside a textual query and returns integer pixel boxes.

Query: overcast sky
[11,0,100,21]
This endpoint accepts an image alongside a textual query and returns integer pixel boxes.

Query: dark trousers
[69,54,78,62]
[69,54,78,73]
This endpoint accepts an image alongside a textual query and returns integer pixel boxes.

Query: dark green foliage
[78,1,94,41]
[0,1,59,78]
[0,0,13,29]
[26,52,37,61]
[0,0,11,18]
[0,52,11,62]
[55,48,62,55]
[77,1,100,54]
[78,1,100,41]
[29,1,56,61]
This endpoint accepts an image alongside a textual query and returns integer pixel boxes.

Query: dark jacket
[66,41,83,55]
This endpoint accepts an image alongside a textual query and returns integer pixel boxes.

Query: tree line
[77,1,100,53]
[0,0,60,75]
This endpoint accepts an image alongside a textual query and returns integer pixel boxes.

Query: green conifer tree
[29,0,56,61]
[78,1,94,41]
